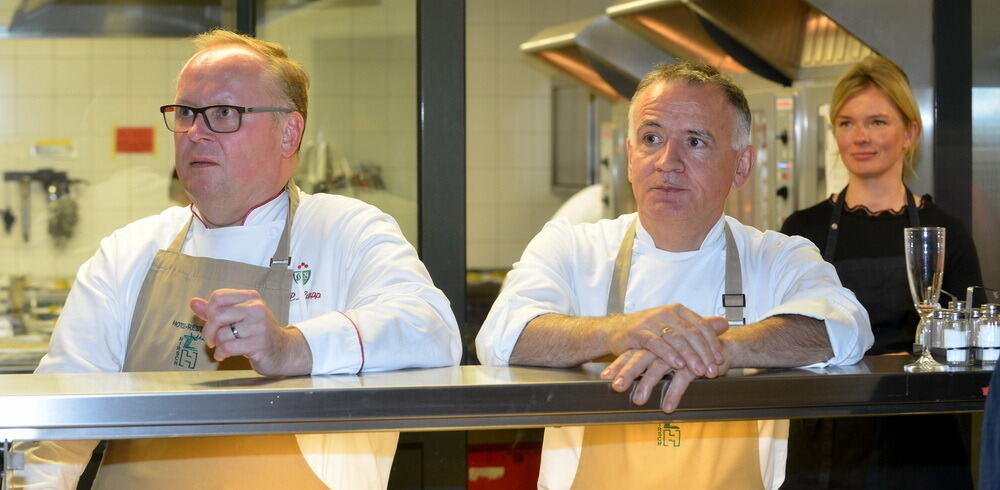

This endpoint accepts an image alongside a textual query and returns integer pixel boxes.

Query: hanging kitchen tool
[1,182,15,235]
[45,177,80,248]
[4,169,84,246]
[17,176,30,243]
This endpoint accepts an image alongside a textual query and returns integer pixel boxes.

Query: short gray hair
[628,61,751,150]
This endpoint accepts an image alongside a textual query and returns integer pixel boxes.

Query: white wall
[0,37,190,279]
[466,0,614,270]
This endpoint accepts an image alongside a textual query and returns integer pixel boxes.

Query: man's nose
[186,113,216,141]
[654,139,684,172]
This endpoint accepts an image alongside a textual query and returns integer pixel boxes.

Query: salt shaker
[975,304,1000,366]
[930,309,972,366]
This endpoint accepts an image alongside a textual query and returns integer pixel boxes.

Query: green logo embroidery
[293,262,312,285]
[173,332,203,369]
[657,423,681,447]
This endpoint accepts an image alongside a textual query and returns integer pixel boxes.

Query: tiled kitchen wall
[466,0,615,270]
[0,0,611,278]
[260,0,419,245]
[0,37,191,280]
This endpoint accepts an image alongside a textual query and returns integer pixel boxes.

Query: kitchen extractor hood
[607,0,873,85]
[7,0,221,37]
[520,15,674,101]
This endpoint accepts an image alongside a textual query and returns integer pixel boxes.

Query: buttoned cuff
[295,311,365,375]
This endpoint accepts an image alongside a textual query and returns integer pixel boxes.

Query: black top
[781,194,983,353]
[781,193,981,490]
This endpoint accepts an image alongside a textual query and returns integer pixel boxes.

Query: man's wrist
[284,326,313,375]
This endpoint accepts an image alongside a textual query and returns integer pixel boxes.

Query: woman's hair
[830,55,921,175]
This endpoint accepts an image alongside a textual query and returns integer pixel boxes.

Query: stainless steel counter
[0,356,992,442]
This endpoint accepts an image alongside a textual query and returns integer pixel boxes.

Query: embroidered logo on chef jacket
[170,320,205,369]
[657,423,681,447]
[292,262,312,286]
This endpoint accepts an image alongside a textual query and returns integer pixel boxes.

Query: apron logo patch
[173,332,204,369]
[293,262,312,286]
[657,423,681,447]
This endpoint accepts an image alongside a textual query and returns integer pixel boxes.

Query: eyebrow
[639,121,716,139]
[836,113,891,119]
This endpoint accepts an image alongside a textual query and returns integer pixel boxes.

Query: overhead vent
[8,0,221,37]
[520,15,673,101]
[607,0,872,84]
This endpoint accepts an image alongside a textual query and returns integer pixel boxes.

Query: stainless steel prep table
[0,355,992,442]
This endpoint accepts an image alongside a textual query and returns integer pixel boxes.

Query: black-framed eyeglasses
[160,104,293,134]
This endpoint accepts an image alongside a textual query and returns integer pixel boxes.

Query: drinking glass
[903,227,947,372]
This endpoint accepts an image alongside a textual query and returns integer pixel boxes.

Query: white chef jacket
[17,188,462,489]
[475,213,873,490]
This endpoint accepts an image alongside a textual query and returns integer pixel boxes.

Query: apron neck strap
[269,180,299,269]
[606,218,638,315]
[607,216,745,325]
[165,181,300,271]
[824,184,921,261]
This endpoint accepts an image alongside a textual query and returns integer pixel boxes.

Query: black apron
[783,186,972,490]
[823,185,919,355]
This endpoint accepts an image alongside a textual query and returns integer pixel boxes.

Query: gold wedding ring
[661,326,672,336]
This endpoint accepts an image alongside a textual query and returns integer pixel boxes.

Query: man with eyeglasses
[14,29,460,489]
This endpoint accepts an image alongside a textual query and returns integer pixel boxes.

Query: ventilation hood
[607,0,873,85]
[7,0,221,37]
[520,15,674,101]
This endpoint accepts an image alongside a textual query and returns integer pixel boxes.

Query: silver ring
[230,324,240,339]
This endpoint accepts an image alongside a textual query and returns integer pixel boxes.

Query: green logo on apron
[173,333,204,369]
[657,423,681,447]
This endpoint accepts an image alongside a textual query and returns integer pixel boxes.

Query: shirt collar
[634,215,726,259]
[190,188,288,228]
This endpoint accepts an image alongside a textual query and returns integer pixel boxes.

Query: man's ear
[731,145,755,190]
[281,112,305,158]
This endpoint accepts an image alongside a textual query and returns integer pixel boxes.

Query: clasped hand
[190,288,312,376]
[601,303,730,413]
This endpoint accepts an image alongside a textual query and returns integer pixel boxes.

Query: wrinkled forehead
[631,81,735,129]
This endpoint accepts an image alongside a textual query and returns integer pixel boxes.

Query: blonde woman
[780,56,981,489]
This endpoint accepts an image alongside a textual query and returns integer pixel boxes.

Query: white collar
[190,189,289,229]
[633,215,726,260]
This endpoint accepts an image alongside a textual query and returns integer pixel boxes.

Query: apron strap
[903,185,920,227]
[722,222,745,326]
[607,218,638,316]
[269,180,300,269]
[823,186,848,261]
[167,216,194,253]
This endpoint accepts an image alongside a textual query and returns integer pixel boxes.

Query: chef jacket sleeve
[476,219,579,366]
[754,231,874,366]
[294,205,461,374]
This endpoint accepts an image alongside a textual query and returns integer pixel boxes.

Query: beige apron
[93,183,328,490]
[571,217,763,490]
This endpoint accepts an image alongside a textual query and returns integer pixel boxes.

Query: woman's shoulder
[781,198,834,235]
[918,196,971,232]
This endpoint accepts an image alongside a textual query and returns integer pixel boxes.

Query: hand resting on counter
[190,288,313,376]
